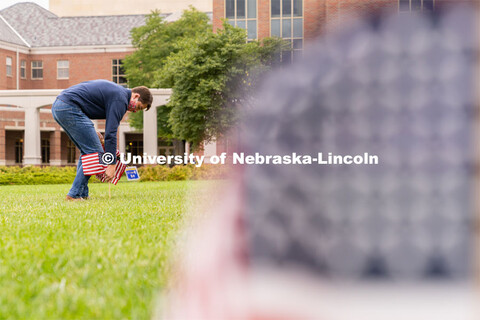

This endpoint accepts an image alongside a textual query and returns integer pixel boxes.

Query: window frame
[127,140,144,157]
[270,0,304,62]
[56,60,69,80]
[20,60,26,79]
[15,138,23,164]
[31,60,43,80]
[112,59,127,87]
[6,56,12,77]
[41,138,50,164]
[225,0,258,41]
[399,0,435,12]
[67,139,76,164]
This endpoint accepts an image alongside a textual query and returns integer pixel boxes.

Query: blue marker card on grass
[125,167,140,181]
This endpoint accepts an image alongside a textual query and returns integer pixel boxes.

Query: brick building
[206,0,474,158]
[0,1,473,165]
[212,0,472,62]
[0,3,183,166]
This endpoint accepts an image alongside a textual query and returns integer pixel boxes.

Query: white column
[118,124,127,154]
[23,107,42,165]
[143,93,171,157]
[203,140,217,164]
[143,107,157,157]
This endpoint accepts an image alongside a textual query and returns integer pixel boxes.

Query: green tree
[123,7,210,138]
[124,8,210,87]
[124,10,287,147]
[156,22,287,147]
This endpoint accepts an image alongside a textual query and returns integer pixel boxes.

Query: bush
[138,164,229,182]
[166,165,192,181]
[137,165,170,182]
[0,164,230,185]
[0,166,77,185]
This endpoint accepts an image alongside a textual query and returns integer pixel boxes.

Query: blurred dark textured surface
[245,7,476,280]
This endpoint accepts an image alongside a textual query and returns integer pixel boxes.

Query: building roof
[0,14,27,46]
[0,2,212,49]
[0,2,148,48]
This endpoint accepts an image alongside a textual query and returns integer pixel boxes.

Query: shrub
[138,166,170,182]
[166,165,192,181]
[138,164,230,181]
[0,164,230,185]
[0,166,77,185]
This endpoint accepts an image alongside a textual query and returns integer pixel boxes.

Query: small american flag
[95,161,127,185]
[81,152,107,175]
[81,151,127,184]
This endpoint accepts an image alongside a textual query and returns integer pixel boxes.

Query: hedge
[0,164,229,185]
[138,164,230,182]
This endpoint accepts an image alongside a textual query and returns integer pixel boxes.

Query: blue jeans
[52,98,104,198]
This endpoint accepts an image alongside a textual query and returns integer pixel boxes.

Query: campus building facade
[213,0,469,61]
[0,3,186,166]
[0,1,472,166]
[205,0,471,158]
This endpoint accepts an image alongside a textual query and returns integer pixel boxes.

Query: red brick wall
[213,0,224,32]
[327,0,397,30]
[0,49,134,90]
[0,48,18,90]
[25,51,133,90]
[257,0,270,39]
[305,0,326,40]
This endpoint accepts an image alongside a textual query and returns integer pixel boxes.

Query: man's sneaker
[65,195,84,201]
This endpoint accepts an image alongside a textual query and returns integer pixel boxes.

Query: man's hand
[105,164,116,182]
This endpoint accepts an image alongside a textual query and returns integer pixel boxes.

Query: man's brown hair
[132,86,153,111]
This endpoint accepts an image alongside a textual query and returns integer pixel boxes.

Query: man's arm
[104,100,127,163]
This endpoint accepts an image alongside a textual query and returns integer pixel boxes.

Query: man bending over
[52,80,152,200]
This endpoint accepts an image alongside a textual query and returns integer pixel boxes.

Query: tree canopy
[123,8,211,140]
[123,8,211,88]
[124,8,287,148]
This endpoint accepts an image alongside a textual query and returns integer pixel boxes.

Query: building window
[6,57,12,76]
[225,0,257,41]
[399,0,434,11]
[126,140,143,157]
[158,139,174,157]
[270,0,303,62]
[112,59,127,87]
[41,139,50,163]
[67,139,76,164]
[15,138,23,164]
[20,60,26,79]
[57,60,69,79]
[31,61,43,79]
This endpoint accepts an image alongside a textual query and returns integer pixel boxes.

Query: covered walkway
[0,89,171,165]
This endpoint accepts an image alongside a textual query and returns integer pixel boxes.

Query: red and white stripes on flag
[81,151,127,185]
[95,161,127,185]
[81,153,107,175]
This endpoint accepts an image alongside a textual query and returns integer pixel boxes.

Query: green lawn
[0,181,214,319]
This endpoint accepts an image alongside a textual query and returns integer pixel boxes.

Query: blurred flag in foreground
[162,5,479,320]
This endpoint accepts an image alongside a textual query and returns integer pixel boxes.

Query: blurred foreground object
[163,5,479,320]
